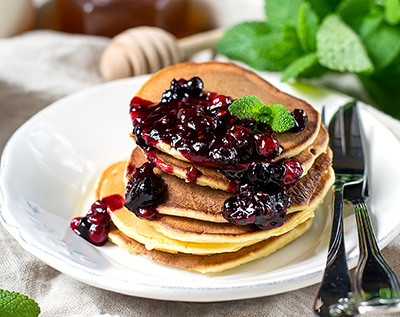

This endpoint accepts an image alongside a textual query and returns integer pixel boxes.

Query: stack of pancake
[94,62,334,273]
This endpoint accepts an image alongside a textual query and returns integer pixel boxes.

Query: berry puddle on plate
[71,77,307,245]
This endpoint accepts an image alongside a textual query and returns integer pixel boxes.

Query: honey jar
[57,0,203,38]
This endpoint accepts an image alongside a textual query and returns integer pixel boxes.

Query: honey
[57,0,206,38]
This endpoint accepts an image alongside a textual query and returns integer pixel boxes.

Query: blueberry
[290,109,308,132]
[186,77,203,96]
[269,163,286,184]
[187,77,203,90]
[254,133,282,158]
[87,200,108,225]
[222,197,255,226]
[281,159,303,186]
[209,147,237,166]
[247,162,272,187]
[124,162,165,217]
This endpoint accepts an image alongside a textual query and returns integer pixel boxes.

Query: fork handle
[352,199,400,312]
[314,190,354,316]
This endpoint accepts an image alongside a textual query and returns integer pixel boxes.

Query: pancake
[95,157,333,245]
[146,167,333,243]
[112,203,316,245]
[134,61,321,162]
[142,123,329,192]
[108,208,266,254]
[95,160,324,255]
[76,62,333,273]
[108,218,313,273]
[117,146,332,223]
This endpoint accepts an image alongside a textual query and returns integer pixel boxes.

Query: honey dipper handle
[178,28,225,59]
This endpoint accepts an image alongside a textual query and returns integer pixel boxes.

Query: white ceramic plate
[2,74,400,302]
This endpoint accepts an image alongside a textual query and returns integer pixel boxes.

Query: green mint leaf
[217,22,281,70]
[337,0,374,31]
[0,289,40,317]
[228,96,268,120]
[317,14,374,73]
[306,0,342,19]
[281,52,319,82]
[360,15,400,70]
[337,0,400,70]
[385,0,400,25]
[217,22,303,71]
[265,0,303,27]
[297,2,320,52]
[358,59,400,119]
[359,13,385,36]
[268,104,295,132]
[259,104,273,118]
[250,24,304,71]
[228,97,294,132]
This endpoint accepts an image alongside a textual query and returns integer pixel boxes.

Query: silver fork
[342,105,400,314]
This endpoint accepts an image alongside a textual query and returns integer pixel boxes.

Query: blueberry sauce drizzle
[130,77,276,169]
[70,194,124,246]
[126,77,307,230]
[185,166,201,183]
[124,162,166,220]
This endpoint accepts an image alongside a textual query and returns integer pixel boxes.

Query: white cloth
[0,30,399,316]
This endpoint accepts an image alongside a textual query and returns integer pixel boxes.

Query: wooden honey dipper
[100,26,224,81]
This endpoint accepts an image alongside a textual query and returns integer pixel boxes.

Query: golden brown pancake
[95,160,326,256]
[141,123,329,192]
[117,145,332,222]
[146,167,333,243]
[108,218,313,273]
[108,208,265,254]
[95,157,333,245]
[134,61,321,162]
[111,204,316,246]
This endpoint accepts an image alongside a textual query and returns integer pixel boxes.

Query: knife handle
[314,190,354,316]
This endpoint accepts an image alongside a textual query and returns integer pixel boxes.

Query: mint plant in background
[217,0,400,119]
[0,289,40,316]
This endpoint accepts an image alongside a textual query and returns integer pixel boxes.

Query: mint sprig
[0,289,40,317]
[217,0,400,119]
[317,14,374,73]
[229,96,295,132]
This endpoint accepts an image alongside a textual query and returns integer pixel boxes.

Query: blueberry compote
[223,159,303,229]
[130,77,279,168]
[124,162,166,219]
[128,77,307,230]
[70,194,124,246]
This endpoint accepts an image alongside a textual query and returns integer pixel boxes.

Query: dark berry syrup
[185,166,202,183]
[124,162,166,219]
[70,194,124,246]
[126,77,307,230]
[130,77,279,169]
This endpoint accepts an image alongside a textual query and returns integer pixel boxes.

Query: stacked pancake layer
[95,62,334,273]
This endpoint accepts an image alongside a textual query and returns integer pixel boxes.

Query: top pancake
[135,61,321,162]
[145,122,329,192]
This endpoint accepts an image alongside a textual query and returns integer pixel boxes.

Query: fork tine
[348,104,364,164]
[341,102,365,174]
[321,105,326,127]
[329,106,346,159]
